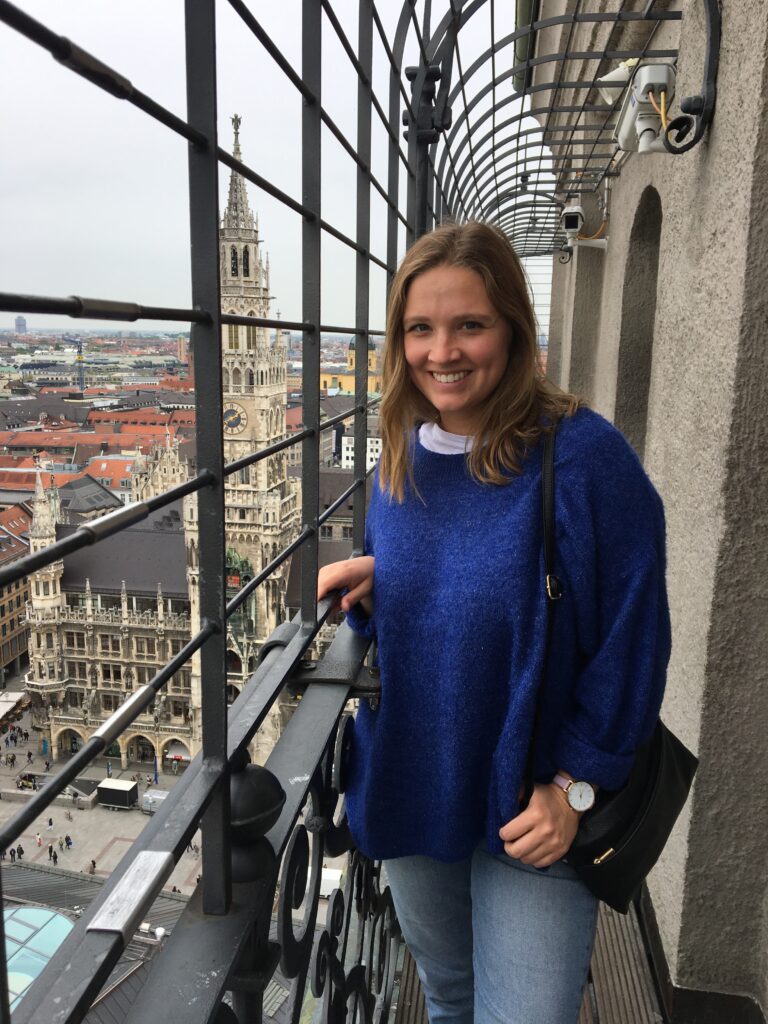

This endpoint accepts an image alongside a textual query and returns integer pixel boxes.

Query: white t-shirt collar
[418,420,475,454]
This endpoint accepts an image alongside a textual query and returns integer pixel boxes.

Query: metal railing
[0,1,720,1022]
[0,1,414,1021]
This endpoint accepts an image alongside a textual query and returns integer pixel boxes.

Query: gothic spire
[30,468,55,541]
[223,113,255,233]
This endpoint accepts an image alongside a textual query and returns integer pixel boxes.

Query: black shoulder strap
[521,424,562,806]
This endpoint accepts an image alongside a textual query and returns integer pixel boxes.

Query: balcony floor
[394,902,664,1024]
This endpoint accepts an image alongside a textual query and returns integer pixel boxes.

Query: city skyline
[1,0,552,337]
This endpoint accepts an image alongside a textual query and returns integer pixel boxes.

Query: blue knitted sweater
[344,408,671,863]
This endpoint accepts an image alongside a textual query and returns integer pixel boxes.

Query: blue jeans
[384,846,598,1024]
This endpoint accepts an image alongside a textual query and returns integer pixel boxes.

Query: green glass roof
[4,907,73,1010]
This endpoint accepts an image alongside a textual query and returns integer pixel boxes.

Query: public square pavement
[0,698,201,895]
[0,671,347,898]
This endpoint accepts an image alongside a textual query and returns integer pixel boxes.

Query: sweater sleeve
[550,418,671,790]
[343,477,377,641]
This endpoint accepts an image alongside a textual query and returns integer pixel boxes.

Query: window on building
[15,595,20,608]
[37,633,42,649]
[102,693,120,713]
[342,526,354,540]
[100,634,120,655]
[43,581,50,596]
[46,661,55,679]
[320,525,333,539]
[171,700,186,719]
[170,670,191,694]
[34,581,39,597]
[242,246,250,277]
[135,636,156,656]
[67,661,87,680]
[102,664,122,684]
[1,625,6,638]
[239,509,246,520]
[64,631,85,650]
[0,604,5,617]
[230,245,238,276]
[169,638,183,656]
[46,633,54,649]
[227,323,238,350]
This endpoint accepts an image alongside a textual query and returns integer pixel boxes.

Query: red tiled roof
[85,458,135,488]
[0,504,32,538]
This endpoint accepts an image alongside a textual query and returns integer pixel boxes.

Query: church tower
[219,115,299,733]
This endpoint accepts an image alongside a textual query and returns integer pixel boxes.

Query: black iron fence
[0,1,719,1021]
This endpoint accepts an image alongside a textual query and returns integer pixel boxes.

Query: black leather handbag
[523,425,699,915]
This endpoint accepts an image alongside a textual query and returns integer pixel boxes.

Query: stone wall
[545,0,768,1014]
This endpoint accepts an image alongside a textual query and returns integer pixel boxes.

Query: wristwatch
[552,773,596,812]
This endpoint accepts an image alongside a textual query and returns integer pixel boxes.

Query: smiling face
[402,264,511,436]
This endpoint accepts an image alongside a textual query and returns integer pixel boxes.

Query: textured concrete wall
[545,0,768,1010]
[613,187,662,460]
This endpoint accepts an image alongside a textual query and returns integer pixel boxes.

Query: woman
[317,222,670,1023]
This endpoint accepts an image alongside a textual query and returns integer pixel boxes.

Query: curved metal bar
[0,0,207,147]
[662,0,720,155]
[431,7,682,189]
[443,97,616,215]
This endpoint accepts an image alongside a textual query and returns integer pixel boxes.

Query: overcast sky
[1,0,552,336]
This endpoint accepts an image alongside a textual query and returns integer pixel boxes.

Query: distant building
[212,115,300,755]
[0,503,31,684]
[14,317,26,335]
[340,433,382,472]
[24,473,196,767]
[320,337,381,394]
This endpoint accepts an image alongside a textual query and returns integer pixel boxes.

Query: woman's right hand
[317,556,374,617]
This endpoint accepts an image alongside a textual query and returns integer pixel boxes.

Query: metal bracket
[87,851,174,942]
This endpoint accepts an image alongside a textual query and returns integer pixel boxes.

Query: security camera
[562,205,584,239]
[559,204,608,252]
[611,63,677,154]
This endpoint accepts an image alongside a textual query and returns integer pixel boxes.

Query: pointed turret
[223,114,255,233]
[30,469,56,544]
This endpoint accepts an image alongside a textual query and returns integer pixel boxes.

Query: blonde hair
[378,221,582,501]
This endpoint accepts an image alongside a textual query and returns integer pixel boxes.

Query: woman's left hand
[498,783,581,869]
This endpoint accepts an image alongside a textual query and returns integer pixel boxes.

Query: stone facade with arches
[545,2,768,1013]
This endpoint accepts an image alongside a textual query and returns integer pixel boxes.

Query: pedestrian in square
[46,816,53,831]
[9,847,15,863]
[48,843,53,860]
[16,844,23,861]
[35,832,41,847]
[52,850,58,866]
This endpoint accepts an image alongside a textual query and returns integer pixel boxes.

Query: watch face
[223,403,248,434]
[568,781,596,812]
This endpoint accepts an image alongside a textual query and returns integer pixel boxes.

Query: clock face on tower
[223,402,248,434]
